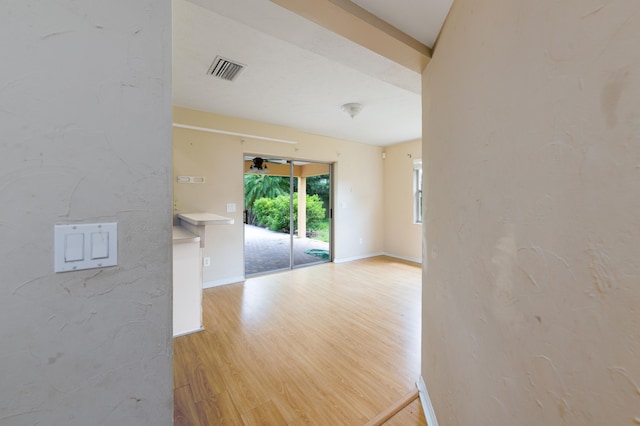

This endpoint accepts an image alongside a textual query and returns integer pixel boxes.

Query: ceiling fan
[247,157,269,174]
[245,157,292,174]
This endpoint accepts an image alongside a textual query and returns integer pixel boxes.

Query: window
[413,159,423,224]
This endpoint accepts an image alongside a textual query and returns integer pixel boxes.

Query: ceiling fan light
[249,157,270,174]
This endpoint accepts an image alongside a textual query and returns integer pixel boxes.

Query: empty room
[3,1,639,425]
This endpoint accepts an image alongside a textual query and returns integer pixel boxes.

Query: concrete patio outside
[244,224,330,275]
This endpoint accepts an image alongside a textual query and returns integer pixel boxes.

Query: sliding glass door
[243,156,332,276]
[291,161,331,268]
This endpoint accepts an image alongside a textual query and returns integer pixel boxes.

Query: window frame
[413,159,423,224]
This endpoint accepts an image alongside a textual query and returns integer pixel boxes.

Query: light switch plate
[226,203,236,213]
[55,223,118,272]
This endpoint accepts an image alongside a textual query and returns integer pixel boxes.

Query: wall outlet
[359,238,363,244]
[203,257,211,267]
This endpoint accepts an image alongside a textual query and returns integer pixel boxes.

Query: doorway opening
[243,155,332,276]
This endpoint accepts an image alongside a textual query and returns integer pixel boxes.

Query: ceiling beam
[270,0,431,73]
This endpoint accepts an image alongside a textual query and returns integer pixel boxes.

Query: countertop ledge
[178,213,234,226]
[172,226,200,244]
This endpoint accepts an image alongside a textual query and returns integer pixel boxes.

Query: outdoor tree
[244,174,290,224]
[306,175,330,218]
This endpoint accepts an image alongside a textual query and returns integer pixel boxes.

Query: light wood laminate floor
[174,256,426,425]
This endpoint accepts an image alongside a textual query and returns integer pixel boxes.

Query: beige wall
[383,140,422,262]
[422,0,640,424]
[0,1,173,424]
[173,107,385,284]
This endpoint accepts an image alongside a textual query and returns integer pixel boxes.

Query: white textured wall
[0,1,173,424]
[422,0,640,424]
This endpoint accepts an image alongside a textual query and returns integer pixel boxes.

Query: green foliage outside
[253,193,325,234]
[306,175,330,218]
[313,219,330,243]
[244,172,331,241]
[244,174,290,224]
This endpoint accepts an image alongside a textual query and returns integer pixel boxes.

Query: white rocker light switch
[55,223,117,272]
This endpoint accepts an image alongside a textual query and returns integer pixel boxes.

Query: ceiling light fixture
[341,102,363,119]
[247,157,269,174]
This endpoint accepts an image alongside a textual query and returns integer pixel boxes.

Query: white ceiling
[172,0,453,146]
[351,0,452,48]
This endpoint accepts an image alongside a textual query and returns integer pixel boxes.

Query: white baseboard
[416,376,439,426]
[382,252,423,264]
[203,276,245,289]
[173,326,204,338]
[333,252,384,264]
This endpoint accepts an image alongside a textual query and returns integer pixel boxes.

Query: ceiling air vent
[207,56,246,82]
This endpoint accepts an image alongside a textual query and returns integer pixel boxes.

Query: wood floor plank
[176,333,225,403]
[174,384,199,426]
[384,397,428,426]
[173,256,426,425]
[173,340,190,389]
[195,391,244,426]
[241,400,288,426]
[364,389,419,426]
